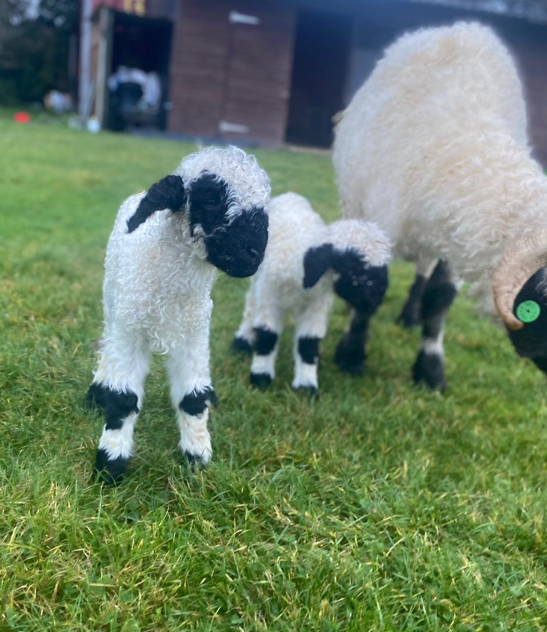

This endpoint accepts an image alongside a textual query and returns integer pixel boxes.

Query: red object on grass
[14,112,31,124]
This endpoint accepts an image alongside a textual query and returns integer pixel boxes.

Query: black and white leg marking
[412,260,457,391]
[250,326,279,389]
[94,386,140,484]
[178,386,217,467]
[292,336,321,396]
[91,340,150,484]
[335,309,372,375]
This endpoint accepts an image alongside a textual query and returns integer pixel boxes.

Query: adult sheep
[87,146,270,482]
[333,22,547,390]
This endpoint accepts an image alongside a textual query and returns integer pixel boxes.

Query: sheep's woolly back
[260,192,329,288]
[175,146,271,220]
[333,22,547,313]
[329,219,391,267]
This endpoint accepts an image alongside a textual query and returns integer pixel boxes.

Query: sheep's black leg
[412,260,457,391]
[250,326,279,389]
[397,272,427,329]
[335,309,373,375]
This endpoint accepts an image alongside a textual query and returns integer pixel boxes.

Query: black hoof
[335,339,365,376]
[396,307,421,329]
[232,336,252,354]
[182,451,208,471]
[86,382,108,410]
[250,372,273,390]
[293,385,319,399]
[412,350,446,391]
[95,448,128,485]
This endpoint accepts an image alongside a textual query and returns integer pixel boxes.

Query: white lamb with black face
[233,193,391,394]
[87,146,270,482]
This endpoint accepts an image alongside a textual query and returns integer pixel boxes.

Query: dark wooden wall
[168,0,297,145]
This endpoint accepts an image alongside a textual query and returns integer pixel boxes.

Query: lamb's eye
[203,199,220,211]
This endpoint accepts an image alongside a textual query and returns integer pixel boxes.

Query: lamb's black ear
[126,175,186,233]
[303,243,334,289]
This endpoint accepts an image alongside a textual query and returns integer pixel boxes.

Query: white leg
[233,284,257,352]
[89,331,151,483]
[249,301,284,389]
[166,327,215,466]
[292,296,333,393]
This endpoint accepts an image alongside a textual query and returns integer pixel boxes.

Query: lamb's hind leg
[89,336,151,483]
[412,260,458,391]
[233,285,256,354]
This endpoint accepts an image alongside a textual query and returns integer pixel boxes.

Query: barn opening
[285,8,353,148]
[107,11,172,131]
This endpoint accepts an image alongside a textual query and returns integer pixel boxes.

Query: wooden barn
[83,0,547,164]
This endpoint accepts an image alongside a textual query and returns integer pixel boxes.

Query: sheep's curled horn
[493,227,547,330]
[127,175,186,233]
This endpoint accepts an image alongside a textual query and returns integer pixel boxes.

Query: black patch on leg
[250,373,273,390]
[253,327,278,355]
[421,261,457,325]
[232,336,253,354]
[298,336,320,364]
[95,448,128,485]
[397,273,426,328]
[335,310,371,375]
[86,382,108,410]
[412,261,457,392]
[412,350,446,392]
[104,389,139,430]
[179,386,217,416]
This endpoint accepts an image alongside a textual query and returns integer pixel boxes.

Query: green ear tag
[516,300,541,324]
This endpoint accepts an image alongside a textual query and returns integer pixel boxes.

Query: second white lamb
[234,192,391,394]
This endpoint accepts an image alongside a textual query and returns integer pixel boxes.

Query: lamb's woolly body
[90,146,271,480]
[101,193,215,356]
[236,192,390,390]
[333,22,547,314]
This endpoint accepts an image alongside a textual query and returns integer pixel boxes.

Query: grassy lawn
[1,111,547,632]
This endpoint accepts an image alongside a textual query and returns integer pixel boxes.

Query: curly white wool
[235,192,390,390]
[92,146,271,472]
[333,22,547,315]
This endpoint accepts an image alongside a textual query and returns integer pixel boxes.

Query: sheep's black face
[508,268,547,373]
[189,174,268,278]
[333,249,389,315]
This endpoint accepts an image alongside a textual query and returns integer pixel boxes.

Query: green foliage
[0,0,78,105]
[1,115,547,631]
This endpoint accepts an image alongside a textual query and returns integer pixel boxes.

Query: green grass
[1,113,547,632]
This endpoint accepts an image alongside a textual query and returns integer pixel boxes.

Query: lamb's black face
[508,268,547,373]
[189,174,268,278]
[332,249,389,315]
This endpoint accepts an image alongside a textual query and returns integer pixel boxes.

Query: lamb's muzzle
[493,228,547,330]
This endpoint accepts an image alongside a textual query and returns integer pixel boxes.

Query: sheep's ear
[303,243,334,289]
[126,175,186,233]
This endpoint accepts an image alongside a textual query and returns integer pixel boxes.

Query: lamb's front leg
[167,337,216,468]
[292,297,332,396]
[88,336,150,484]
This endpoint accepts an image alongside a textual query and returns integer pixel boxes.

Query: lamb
[332,22,547,391]
[86,146,270,482]
[233,192,391,394]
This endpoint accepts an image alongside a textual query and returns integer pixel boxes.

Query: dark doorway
[107,12,172,131]
[285,9,352,148]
